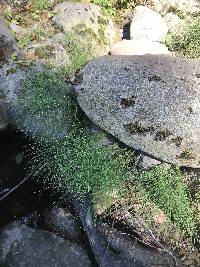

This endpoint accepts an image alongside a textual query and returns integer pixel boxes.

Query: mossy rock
[53,2,120,56]
[0,16,20,64]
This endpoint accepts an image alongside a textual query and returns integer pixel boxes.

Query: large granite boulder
[130,6,168,42]
[53,2,120,56]
[76,55,200,168]
[0,222,92,267]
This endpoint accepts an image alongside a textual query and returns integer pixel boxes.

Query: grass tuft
[58,33,91,79]
[19,70,131,210]
[135,164,196,237]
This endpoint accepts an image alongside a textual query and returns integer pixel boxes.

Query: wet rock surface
[0,221,92,267]
[43,207,82,242]
[76,55,200,168]
[0,128,45,227]
[97,222,184,267]
[53,2,120,56]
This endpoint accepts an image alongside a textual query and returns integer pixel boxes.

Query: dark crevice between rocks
[0,125,49,227]
[122,22,131,40]
[0,124,197,266]
[0,125,98,266]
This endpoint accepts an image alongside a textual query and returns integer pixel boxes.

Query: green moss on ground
[35,45,55,60]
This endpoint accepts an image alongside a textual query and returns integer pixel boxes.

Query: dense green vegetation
[11,0,198,243]
[29,132,131,209]
[19,71,131,210]
[166,17,200,59]
[136,165,196,236]
[18,70,196,237]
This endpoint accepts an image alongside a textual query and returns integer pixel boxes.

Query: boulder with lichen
[76,55,200,168]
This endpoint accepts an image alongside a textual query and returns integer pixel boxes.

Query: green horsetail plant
[19,70,132,211]
[27,131,132,210]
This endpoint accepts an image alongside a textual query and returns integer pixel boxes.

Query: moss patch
[35,45,55,60]
[98,24,108,45]
[154,129,172,141]
[148,75,162,82]
[6,67,17,76]
[179,150,194,160]
[171,136,183,147]
[120,96,136,108]
[125,121,154,136]
[97,15,108,25]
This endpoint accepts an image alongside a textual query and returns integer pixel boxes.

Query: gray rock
[130,6,168,42]
[0,63,72,141]
[164,12,185,33]
[53,2,120,56]
[110,40,170,55]
[0,16,19,64]
[76,55,200,168]
[0,62,28,131]
[137,155,161,170]
[0,63,41,124]
[0,222,92,267]
[28,33,71,68]
[43,207,82,242]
